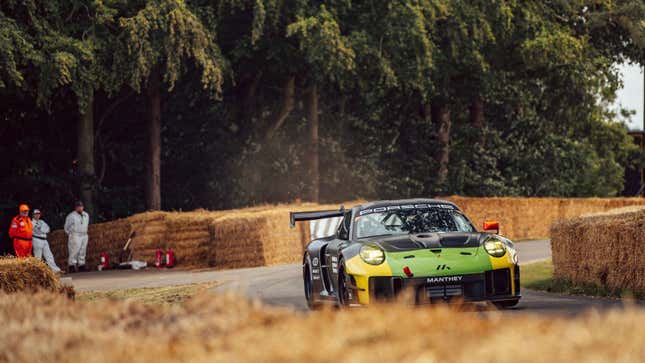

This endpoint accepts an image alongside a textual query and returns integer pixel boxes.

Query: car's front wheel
[337,259,351,307]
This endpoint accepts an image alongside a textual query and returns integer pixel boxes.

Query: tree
[286,4,355,201]
[109,0,225,210]
[1,0,98,214]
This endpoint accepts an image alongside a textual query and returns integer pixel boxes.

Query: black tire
[493,299,520,309]
[303,255,321,310]
[337,259,351,307]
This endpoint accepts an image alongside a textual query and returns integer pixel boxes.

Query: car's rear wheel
[493,299,520,309]
[337,259,351,307]
[303,254,321,310]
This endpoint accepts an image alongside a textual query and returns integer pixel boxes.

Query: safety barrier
[47,197,645,270]
[551,206,645,292]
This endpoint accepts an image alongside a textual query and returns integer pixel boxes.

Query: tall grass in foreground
[0,291,643,363]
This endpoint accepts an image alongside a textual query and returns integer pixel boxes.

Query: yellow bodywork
[345,255,393,304]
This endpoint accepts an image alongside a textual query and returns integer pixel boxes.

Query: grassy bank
[78,282,219,305]
[521,259,644,300]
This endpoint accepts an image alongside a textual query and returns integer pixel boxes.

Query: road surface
[72,240,641,314]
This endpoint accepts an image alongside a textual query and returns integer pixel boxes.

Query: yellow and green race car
[290,199,520,308]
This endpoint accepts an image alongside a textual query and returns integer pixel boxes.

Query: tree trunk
[265,76,295,140]
[145,81,162,210]
[432,103,451,192]
[469,95,485,145]
[78,92,95,216]
[306,84,320,202]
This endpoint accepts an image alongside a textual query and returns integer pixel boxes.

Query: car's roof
[352,198,459,211]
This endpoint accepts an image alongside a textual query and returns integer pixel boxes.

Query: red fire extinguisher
[155,249,164,268]
[165,249,175,268]
[99,252,109,271]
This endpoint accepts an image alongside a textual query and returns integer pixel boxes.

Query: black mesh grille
[485,268,511,296]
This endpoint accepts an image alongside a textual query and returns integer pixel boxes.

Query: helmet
[19,204,29,212]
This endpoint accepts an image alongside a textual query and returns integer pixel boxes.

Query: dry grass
[0,257,60,293]
[48,197,645,271]
[78,282,219,305]
[552,207,645,293]
[0,291,644,362]
[521,259,645,299]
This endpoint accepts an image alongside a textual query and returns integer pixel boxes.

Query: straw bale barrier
[551,206,645,293]
[0,257,60,292]
[444,196,645,239]
[47,197,645,270]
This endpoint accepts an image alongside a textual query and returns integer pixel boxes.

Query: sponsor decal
[312,257,319,266]
[11,223,17,228]
[426,276,463,284]
[19,221,25,226]
[312,269,320,274]
[331,256,338,262]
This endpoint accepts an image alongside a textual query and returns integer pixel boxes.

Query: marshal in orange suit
[8,204,33,257]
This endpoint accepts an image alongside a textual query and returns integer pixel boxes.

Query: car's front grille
[370,268,515,303]
[427,284,463,298]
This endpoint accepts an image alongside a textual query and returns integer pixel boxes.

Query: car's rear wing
[289,207,345,229]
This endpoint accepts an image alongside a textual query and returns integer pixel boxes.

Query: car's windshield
[355,207,475,239]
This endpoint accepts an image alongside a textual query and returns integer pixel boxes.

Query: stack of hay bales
[445,196,645,239]
[46,197,645,271]
[0,257,60,292]
[208,208,312,268]
[154,213,211,267]
[49,216,139,270]
[46,202,332,270]
[551,206,645,293]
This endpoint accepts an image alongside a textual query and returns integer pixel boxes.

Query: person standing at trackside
[8,204,33,258]
[64,201,90,273]
[32,209,62,273]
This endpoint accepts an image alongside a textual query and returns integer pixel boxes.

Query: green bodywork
[384,247,492,277]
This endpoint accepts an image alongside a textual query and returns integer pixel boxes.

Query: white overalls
[64,211,90,267]
[31,218,61,273]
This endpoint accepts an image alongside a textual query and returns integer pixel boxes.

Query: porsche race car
[290,199,520,308]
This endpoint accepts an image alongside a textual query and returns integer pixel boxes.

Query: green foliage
[109,0,225,95]
[0,13,32,89]
[286,5,355,84]
[0,0,644,228]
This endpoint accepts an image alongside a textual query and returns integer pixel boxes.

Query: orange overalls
[8,215,33,257]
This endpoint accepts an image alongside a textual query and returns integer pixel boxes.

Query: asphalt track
[72,240,642,314]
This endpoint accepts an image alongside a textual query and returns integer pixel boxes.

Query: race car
[290,199,520,308]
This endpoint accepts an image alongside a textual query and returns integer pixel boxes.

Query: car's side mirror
[483,221,500,234]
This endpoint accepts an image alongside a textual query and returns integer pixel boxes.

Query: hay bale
[45,198,645,271]
[445,196,645,240]
[551,207,645,292]
[0,257,61,292]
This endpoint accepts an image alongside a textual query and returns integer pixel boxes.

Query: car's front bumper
[346,265,520,305]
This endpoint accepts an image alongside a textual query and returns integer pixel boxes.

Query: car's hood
[360,232,488,252]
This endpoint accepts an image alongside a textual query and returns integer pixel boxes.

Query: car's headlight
[484,239,506,257]
[359,245,385,265]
